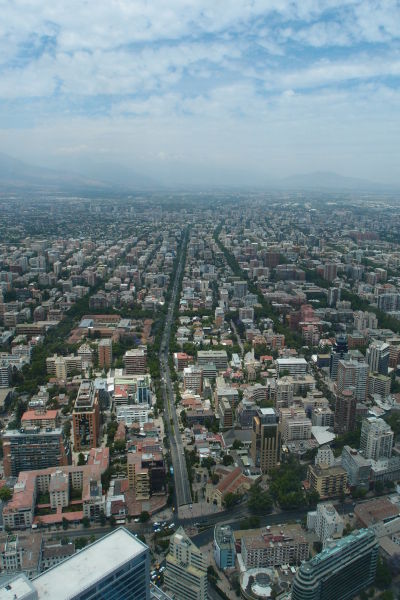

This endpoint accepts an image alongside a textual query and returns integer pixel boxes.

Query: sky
[0,0,399,187]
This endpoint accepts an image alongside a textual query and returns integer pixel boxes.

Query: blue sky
[0,0,399,186]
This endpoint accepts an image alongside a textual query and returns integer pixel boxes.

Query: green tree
[0,486,12,502]
[222,454,234,466]
[99,510,106,526]
[82,516,90,528]
[223,492,239,509]
[139,511,150,523]
[77,453,86,466]
[375,556,392,589]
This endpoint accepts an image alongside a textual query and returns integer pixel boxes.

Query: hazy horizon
[1,1,399,187]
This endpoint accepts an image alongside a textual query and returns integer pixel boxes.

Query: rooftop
[33,528,147,599]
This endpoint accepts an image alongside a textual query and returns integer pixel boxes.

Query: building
[46,354,83,379]
[329,335,348,380]
[307,464,348,499]
[174,352,191,371]
[20,409,59,430]
[360,417,393,461]
[251,408,281,473]
[0,527,151,600]
[218,398,234,429]
[3,428,69,478]
[341,446,371,488]
[354,311,378,332]
[165,527,207,600]
[197,350,228,370]
[366,341,390,375]
[334,389,356,435]
[276,357,307,377]
[315,445,335,467]
[368,372,391,398]
[183,366,203,394]
[72,379,100,451]
[205,466,252,508]
[336,359,368,402]
[98,338,113,369]
[123,348,147,374]
[307,503,344,545]
[116,404,151,427]
[213,525,236,570]
[0,360,12,388]
[239,524,309,568]
[291,529,378,600]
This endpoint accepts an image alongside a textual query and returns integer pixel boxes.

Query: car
[153,522,160,527]
[134,518,140,523]
[159,566,166,573]
[154,528,161,533]
[169,522,175,529]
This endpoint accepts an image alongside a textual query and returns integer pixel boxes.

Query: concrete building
[72,380,100,451]
[123,348,147,374]
[20,409,59,430]
[213,524,236,570]
[165,527,207,600]
[315,445,335,468]
[183,366,203,394]
[98,338,113,369]
[341,446,371,488]
[307,503,344,546]
[276,357,307,377]
[336,359,368,402]
[291,529,378,600]
[197,350,228,370]
[239,524,309,568]
[307,464,348,499]
[366,341,390,375]
[251,408,281,473]
[218,398,234,429]
[368,372,391,398]
[334,389,357,435]
[360,417,393,461]
[3,428,69,478]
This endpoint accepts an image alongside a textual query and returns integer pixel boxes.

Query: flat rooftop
[33,528,147,599]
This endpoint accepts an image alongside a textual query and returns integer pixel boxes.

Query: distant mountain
[280,171,396,191]
[0,152,161,192]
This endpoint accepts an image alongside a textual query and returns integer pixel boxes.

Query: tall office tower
[360,417,394,461]
[98,338,113,368]
[72,379,100,451]
[0,528,153,600]
[329,335,348,380]
[251,408,281,473]
[323,262,337,282]
[327,286,340,307]
[2,428,69,477]
[165,527,208,600]
[334,389,357,435]
[336,359,368,402]
[291,529,378,600]
[366,340,390,375]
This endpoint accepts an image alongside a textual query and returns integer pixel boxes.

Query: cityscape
[1,1,400,599]
[0,192,399,599]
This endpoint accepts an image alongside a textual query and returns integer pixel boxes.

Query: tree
[99,510,106,526]
[82,516,90,528]
[248,484,273,513]
[109,515,116,528]
[375,480,384,495]
[77,453,86,466]
[62,517,69,530]
[139,511,150,523]
[223,492,238,509]
[113,439,126,453]
[232,439,243,450]
[0,486,12,502]
[375,556,392,589]
[222,454,234,466]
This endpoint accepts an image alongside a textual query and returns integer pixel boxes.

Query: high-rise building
[307,503,344,546]
[360,417,394,461]
[251,408,281,473]
[98,338,113,369]
[0,528,152,600]
[336,359,368,402]
[291,529,378,600]
[334,389,357,435]
[2,428,69,477]
[307,464,347,499]
[366,340,390,375]
[329,335,348,380]
[165,527,207,600]
[72,379,100,451]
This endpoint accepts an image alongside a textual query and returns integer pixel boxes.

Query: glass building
[292,528,378,600]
